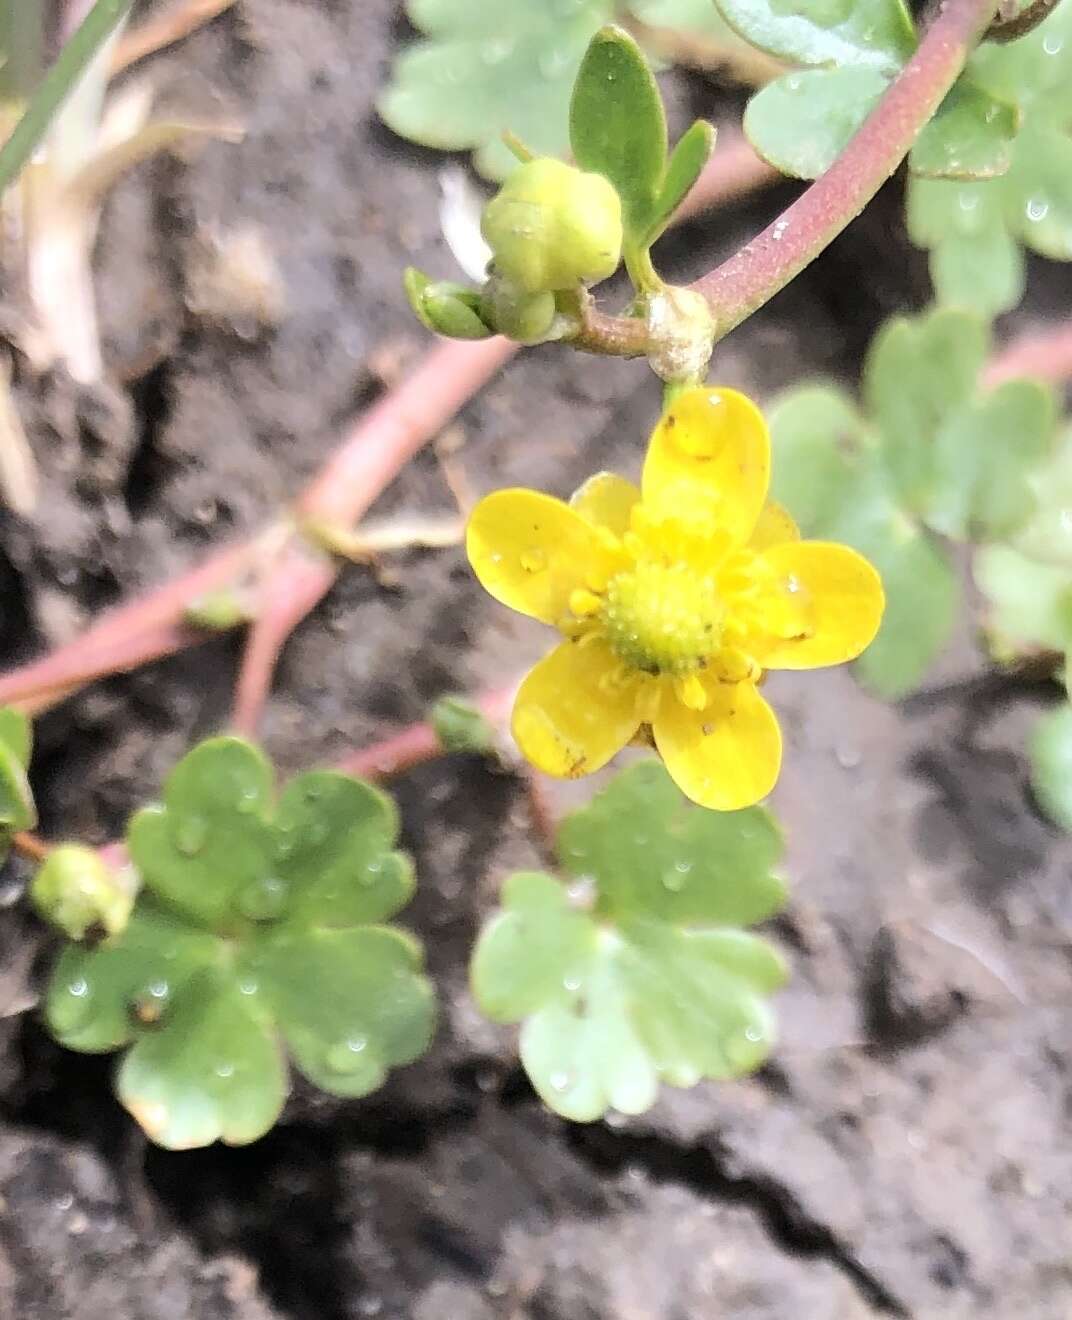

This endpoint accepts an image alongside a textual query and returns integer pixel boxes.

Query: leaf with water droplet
[117,965,286,1149]
[271,771,414,929]
[714,0,915,73]
[250,924,436,1099]
[127,737,274,928]
[44,902,217,1052]
[768,376,959,698]
[470,761,787,1121]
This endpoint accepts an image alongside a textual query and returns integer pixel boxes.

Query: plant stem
[984,321,1072,387]
[571,0,997,357]
[331,686,515,781]
[12,829,51,862]
[0,0,132,194]
[111,0,237,74]
[0,133,779,716]
[691,0,996,337]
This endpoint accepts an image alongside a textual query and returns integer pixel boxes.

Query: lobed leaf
[45,738,435,1147]
[769,382,959,698]
[471,761,787,1122]
[974,543,1072,655]
[714,0,915,73]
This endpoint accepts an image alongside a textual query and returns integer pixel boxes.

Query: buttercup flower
[467,388,884,811]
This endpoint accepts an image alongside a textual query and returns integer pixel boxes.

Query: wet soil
[0,2,1070,1317]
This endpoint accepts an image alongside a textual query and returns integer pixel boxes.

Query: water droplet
[785,574,801,595]
[238,875,287,921]
[786,75,802,92]
[745,1025,763,1042]
[481,36,514,64]
[563,974,581,992]
[215,1061,235,1079]
[958,192,978,213]
[326,1035,372,1075]
[662,868,686,892]
[147,979,168,1000]
[68,977,89,998]
[303,782,323,802]
[1026,197,1050,223]
[566,875,596,908]
[771,219,789,242]
[236,786,260,814]
[239,978,258,996]
[1043,33,1063,54]
[549,1070,572,1093]
[520,549,546,573]
[175,815,208,857]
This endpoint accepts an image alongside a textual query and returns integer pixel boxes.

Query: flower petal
[643,388,770,547]
[748,501,800,551]
[513,639,642,778]
[756,540,885,670]
[570,472,640,537]
[654,680,782,811]
[467,489,621,625]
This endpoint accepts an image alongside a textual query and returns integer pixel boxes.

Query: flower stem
[691,0,997,338]
[984,321,1072,387]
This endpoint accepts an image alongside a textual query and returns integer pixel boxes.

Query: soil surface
[0,2,1071,1318]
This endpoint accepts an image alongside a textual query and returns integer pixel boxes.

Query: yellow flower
[466,388,884,811]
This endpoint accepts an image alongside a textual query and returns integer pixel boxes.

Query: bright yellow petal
[512,638,642,778]
[642,387,770,546]
[756,540,885,670]
[653,679,781,811]
[570,472,640,537]
[749,501,800,551]
[467,489,621,625]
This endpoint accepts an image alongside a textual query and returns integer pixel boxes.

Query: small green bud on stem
[32,844,136,940]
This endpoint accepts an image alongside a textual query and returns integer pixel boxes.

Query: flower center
[601,560,722,675]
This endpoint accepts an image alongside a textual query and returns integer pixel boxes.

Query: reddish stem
[12,830,52,863]
[332,686,515,781]
[984,322,1072,387]
[691,0,997,337]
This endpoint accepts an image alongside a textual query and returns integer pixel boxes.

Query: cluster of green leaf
[770,307,1057,697]
[0,707,35,862]
[42,739,435,1149]
[378,0,741,180]
[908,1,1072,314]
[720,0,1017,183]
[471,760,787,1120]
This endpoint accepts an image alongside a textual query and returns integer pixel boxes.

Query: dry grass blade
[111,0,237,74]
[0,353,38,515]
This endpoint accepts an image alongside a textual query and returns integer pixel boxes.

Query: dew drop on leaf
[326,1035,370,1075]
[549,1070,572,1093]
[237,875,287,921]
[1026,198,1050,223]
[481,36,514,65]
[68,977,89,998]
[214,1061,235,1079]
[238,978,258,996]
[174,815,208,857]
[236,787,261,815]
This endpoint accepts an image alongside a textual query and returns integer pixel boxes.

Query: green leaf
[44,901,218,1053]
[431,696,496,753]
[1029,703,1072,832]
[974,543,1072,654]
[117,966,286,1149]
[47,738,436,1146]
[864,307,990,513]
[770,383,958,697]
[404,268,492,340]
[1012,441,1072,568]
[0,706,31,767]
[471,761,787,1121]
[273,771,414,929]
[558,759,786,925]
[569,24,666,241]
[713,0,916,73]
[249,924,436,1098]
[378,0,615,181]
[837,477,959,698]
[648,119,716,241]
[743,67,888,179]
[909,81,1018,181]
[0,739,34,831]
[925,378,1055,541]
[127,737,274,928]
[906,1,1072,303]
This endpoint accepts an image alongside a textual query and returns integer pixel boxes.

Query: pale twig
[111,0,238,74]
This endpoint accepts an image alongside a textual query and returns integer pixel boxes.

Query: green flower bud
[481,159,623,294]
[480,276,557,345]
[404,268,494,340]
[31,844,135,940]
